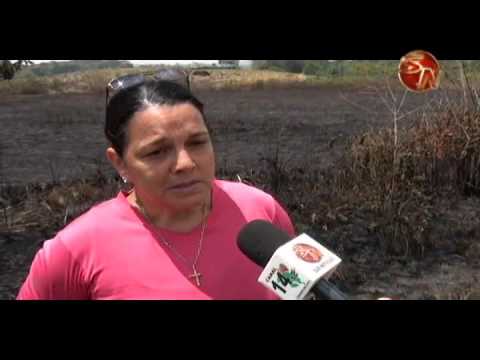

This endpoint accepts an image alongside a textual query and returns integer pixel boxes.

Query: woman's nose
[173,148,196,172]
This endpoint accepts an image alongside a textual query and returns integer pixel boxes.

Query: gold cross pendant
[189,266,202,287]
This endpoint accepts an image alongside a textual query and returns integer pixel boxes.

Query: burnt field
[1,85,479,300]
[0,86,437,184]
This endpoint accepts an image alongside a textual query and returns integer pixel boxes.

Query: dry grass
[330,89,480,257]
[0,68,377,96]
[193,70,308,90]
[0,68,142,95]
[2,61,480,96]
[346,102,480,196]
[0,168,120,236]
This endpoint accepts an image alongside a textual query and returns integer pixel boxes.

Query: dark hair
[105,80,210,156]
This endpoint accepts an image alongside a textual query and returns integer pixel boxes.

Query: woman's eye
[148,148,169,156]
[190,140,207,147]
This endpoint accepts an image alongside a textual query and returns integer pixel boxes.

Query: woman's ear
[106,147,127,179]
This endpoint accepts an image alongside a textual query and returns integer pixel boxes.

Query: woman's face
[110,102,216,210]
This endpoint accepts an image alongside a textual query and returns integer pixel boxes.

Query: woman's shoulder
[213,179,294,235]
[55,193,132,245]
[213,179,280,216]
[69,194,127,225]
[214,179,275,202]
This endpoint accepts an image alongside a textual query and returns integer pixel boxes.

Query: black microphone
[237,220,349,300]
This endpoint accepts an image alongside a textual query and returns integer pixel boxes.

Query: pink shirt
[17,180,295,300]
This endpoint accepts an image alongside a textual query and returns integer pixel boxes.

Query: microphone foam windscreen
[237,220,291,267]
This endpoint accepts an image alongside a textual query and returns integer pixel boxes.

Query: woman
[17,70,295,300]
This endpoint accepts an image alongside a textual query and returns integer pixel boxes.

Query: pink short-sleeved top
[17,180,295,300]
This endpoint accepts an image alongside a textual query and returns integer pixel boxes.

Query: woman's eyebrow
[139,131,209,150]
[140,137,168,150]
[189,131,209,138]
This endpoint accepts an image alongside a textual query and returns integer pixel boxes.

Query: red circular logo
[293,244,323,263]
[398,50,441,92]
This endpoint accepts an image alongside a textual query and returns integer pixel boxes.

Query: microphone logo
[293,243,323,263]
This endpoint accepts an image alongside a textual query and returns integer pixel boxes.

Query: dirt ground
[0,86,440,185]
[1,85,478,300]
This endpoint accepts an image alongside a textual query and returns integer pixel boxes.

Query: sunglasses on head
[105,68,192,107]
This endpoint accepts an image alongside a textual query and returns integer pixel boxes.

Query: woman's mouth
[169,180,202,192]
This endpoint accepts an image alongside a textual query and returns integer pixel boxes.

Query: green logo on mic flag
[277,264,305,288]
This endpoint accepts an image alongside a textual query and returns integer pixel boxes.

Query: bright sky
[31,60,219,65]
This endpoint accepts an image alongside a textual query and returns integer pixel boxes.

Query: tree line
[1,60,133,80]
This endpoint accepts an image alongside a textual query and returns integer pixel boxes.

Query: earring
[121,176,128,184]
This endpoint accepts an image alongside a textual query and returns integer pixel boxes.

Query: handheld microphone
[237,220,349,300]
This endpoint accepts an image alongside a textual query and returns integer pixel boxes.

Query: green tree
[0,60,33,80]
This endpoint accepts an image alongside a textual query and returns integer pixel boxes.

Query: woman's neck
[127,190,212,233]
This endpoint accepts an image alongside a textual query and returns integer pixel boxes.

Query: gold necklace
[136,199,207,287]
